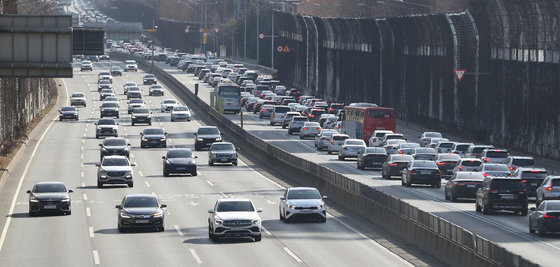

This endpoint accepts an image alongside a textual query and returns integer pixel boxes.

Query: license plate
[467,184,476,188]
[420,171,431,175]
[44,205,57,209]
[135,219,149,223]
[220,159,228,162]
[151,141,158,143]
[176,167,186,170]
[501,194,515,200]
[300,209,313,213]
[531,183,538,186]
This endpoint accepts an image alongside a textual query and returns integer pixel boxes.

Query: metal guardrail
[111,52,538,267]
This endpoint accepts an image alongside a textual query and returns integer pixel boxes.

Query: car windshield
[401,143,420,148]
[462,160,482,166]
[455,144,471,151]
[124,197,158,208]
[484,164,509,171]
[412,161,437,168]
[151,85,163,89]
[102,157,128,166]
[99,72,110,76]
[486,151,509,158]
[333,135,349,141]
[104,139,126,146]
[364,148,385,154]
[125,82,136,86]
[513,158,535,166]
[415,148,435,154]
[163,100,177,104]
[547,202,560,210]
[134,108,149,114]
[34,183,66,193]
[293,117,307,121]
[425,132,442,138]
[97,119,116,125]
[390,155,414,161]
[105,97,118,102]
[145,75,155,78]
[415,154,436,160]
[100,80,110,84]
[71,93,84,97]
[439,143,454,148]
[346,140,364,146]
[490,180,524,190]
[216,201,254,212]
[144,128,163,135]
[174,106,189,111]
[61,107,75,111]
[167,149,193,158]
[198,127,219,135]
[521,171,547,179]
[274,106,290,113]
[287,189,321,199]
[212,144,234,151]
[102,102,118,108]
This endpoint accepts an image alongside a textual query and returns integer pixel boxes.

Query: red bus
[340,103,396,143]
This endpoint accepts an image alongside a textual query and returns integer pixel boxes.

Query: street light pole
[271,9,274,69]
[256,1,260,63]
[244,0,247,58]
[151,16,156,73]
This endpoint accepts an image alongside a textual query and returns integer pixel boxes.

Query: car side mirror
[131,163,137,167]
[208,209,214,214]
[140,133,144,136]
[127,143,131,146]
[236,148,240,151]
[257,208,263,213]
[98,144,102,146]
[26,190,31,194]
[116,123,119,125]
[280,197,285,200]
[194,156,198,159]
[68,190,73,193]
[529,207,536,212]
[160,204,167,208]
[162,156,166,159]
[115,205,122,209]
[194,133,197,136]
[322,196,328,199]
[165,132,168,135]
[94,123,98,125]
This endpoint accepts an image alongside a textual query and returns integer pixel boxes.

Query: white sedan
[160,99,179,112]
[170,106,191,121]
[338,139,367,160]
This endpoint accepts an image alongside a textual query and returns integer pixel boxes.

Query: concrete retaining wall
[111,52,538,267]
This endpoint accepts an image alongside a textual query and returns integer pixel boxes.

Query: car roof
[455,172,484,178]
[211,142,233,145]
[509,156,534,159]
[287,187,319,191]
[217,198,252,202]
[124,194,157,199]
[103,155,128,159]
[199,126,218,129]
[36,181,65,186]
[516,167,547,172]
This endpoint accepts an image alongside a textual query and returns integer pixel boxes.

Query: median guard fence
[275,0,560,161]
[112,52,538,267]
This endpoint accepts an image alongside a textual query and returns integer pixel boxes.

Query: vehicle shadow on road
[183,237,255,244]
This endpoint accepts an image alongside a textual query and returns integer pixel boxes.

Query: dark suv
[194,126,222,151]
[288,116,308,135]
[475,177,528,215]
[99,137,130,161]
[512,168,548,198]
[131,108,152,126]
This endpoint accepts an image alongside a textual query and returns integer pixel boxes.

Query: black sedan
[27,181,73,216]
[357,147,388,170]
[529,200,560,236]
[162,148,198,176]
[143,74,157,85]
[140,127,167,148]
[402,160,442,188]
[381,154,413,179]
[59,106,79,121]
[444,172,484,201]
[116,194,167,232]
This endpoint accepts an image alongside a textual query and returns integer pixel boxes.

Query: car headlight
[153,212,163,217]
[196,138,203,141]
[252,218,260,224]
[61,198,70,202]
[120,211,131,218]
[216,137,222,141]
[30,196,39,202]
[131,116,136,119]
[288,205,296,209]
[142,137,148,141]
[316,204,323,209]
[214,219,223,225]
[160,138,166,141]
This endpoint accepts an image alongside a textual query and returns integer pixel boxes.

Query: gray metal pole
[244,0,247,58]
[271,9,274,69]
[256,1,260,63]
[151,16,155,73]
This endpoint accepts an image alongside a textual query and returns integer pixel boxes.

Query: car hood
[123,207,160,215]
[97,125,117,129]
[61,111,77,115]
[172,111,191,115]
[32,192,68,200]
[144,134,165,139]
[215,212,259,220]
[104,145,127,150]
[167,158,196,165]
[286,199,323,207]
[133,113,150,117]
[99,166,132,172]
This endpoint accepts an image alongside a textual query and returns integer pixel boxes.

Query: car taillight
[437,162,446,166]
[521,180,527,183]
[454,182,464,187]
[423,138,429,141]
[453,151,460,154]
[483,173,490,177]
[316,128,322,130]
[471,154,477,156]
[488,189,498,193]
[291,121,295,124]
[399,150,404,154]
[546,186,553,191]
[390,163,398,166]
[262,109,267,112]
[309,114,315,118]
[329,108,334,111]
[330,140,334,144]
[436,170,441,175]
[459,166,464,170]
[303,127,309,130]
[544,213,557,219]
[410,170,417,174]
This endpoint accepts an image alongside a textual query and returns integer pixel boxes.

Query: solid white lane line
[189,248,203,264]
[0,113,57,253]
[89,226,95,238]
[144,181,151,187]
[206,180,214,186]
[92,250,100,265]
[283,247,303,263]
[83,193,88,201]
[174,225,184,236]
[138,170,143,176]
[86,207,91,217]
[262,226,272,236]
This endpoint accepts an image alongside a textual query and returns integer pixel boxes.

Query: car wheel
[282,125,286,129]
[127,182,134,188]
[521,208,528,216]
[482,204,491,215]
[320,217,327,223]
[538,225,547,236]
[299,135,303,139]
[191,171,197,176]
[29,210,36,217]
[232,161,238,166]
[529,220,535,234]
[444,189,450,200]
[406,179,411,187]
[288,130,292,135]
[116,115,119,119]
[131,122,135,126]
[209,160,214,166]
[475,201,481,212]
[435,182,441,188]
[149,122,152,126]
[195,144,201,151]
[450,192,457,202]
[97,181,103,188]
[254,234,262,242]
[163,170,169,177]
[171,118,174,122]
[66,210,72,215]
